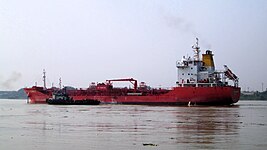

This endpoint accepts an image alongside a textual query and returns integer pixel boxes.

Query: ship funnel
[202,50,215,72]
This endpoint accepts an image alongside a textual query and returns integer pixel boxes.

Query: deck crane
[106,78,138,92]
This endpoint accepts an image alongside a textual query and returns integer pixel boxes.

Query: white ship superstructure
[176,38,239,87]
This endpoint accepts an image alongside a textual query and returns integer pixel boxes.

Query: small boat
[46,89,100,105]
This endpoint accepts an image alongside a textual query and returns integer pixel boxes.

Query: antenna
[43,69,46,89]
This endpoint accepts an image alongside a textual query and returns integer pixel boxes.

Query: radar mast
[192,38,200,61]
[43,69,46,89]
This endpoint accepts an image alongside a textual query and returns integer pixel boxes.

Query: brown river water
[0,100,267,150]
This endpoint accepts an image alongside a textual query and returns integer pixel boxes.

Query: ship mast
[59,77,62,89]
[192,38,200,61]
[43,69,46,89]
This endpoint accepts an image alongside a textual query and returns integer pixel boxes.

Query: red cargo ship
[24,39,240,105]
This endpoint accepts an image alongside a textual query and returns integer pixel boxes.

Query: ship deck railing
[178,83,228,87]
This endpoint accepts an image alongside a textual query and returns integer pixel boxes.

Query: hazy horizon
[1,0,267,91]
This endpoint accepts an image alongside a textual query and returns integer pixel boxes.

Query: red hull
[24,86,240,105]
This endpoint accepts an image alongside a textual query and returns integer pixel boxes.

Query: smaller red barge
[24,39,240,105]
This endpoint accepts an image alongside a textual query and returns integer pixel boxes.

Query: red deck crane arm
[106,78,138,92]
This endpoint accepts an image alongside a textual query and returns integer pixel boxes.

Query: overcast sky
[0,0,267,91]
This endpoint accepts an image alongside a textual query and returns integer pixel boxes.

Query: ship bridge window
[188,73,190,75]
[191,67,193,69]
[182,73,184,75]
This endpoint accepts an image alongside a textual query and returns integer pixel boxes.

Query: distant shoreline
[240,91,267,100]
[0,89,27,99]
